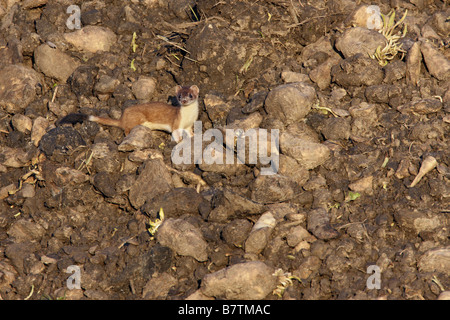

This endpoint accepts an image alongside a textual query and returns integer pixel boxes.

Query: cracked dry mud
[0,0,449,300]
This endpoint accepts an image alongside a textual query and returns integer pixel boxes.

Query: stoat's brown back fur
[90,102,180,135]
[59,85,199,141]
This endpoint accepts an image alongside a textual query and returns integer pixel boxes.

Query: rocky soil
[0,0,449,300]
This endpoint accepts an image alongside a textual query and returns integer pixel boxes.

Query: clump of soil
[0,0,449,300]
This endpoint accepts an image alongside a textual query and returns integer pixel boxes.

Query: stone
[280,133,330,170]
[420,41,450,81]
[242,91,267,114]
[208,188,265,222]
[128,148,163,163]
[309,56,341,90]
[349,102,378,124]
[438,291,450,300]
[426,11,449,36]
[294,256,321,279]
[142,272,177,299]
[221,219,253,248]
[300,36,343,91]
[395,159,410,179]
[0,184,16,200]
[203,94,233,126]
[92,171,117,198]
[94,75,120,94]
[34,44,81,82]
[128,158,172,209]
[281,71,310,83]
[364,85,391,104]
[320,117,351,141]
[157,218,208,262]
[142,0,159,7]
[418,246,450,276]
[221,126,279,175]
[141,244,173,278]
[185,290,215,300]
[69,65,99,98]
[7,219,45,243]
[348,175,374,195]
[244,212,277,254]
[307,208,339,240]
[39,126,86,157]
[118,125,154,152]
[141,187,205,217]
[0,146,35,168]
[131,76,156,100]
[250,174,299,204]
[383,60,406,84]
[11,114,32,133]
[286,225,315,247]
[394,209,443,234]
[331,54,384,87]
[31,117,49,147]
[90,142,121,174]
[64,26,117,53]
[264,82,316,125]
[221,112,263,133]
[0,260,18,291]
[201,261,277,299]
[345,5,383,30]
[285,122,320,143]
[81,9,102,26]
[54,167,89,186]
[21,0,48,9]
[406,42,421,85]
[17,183,35,198]
[397,98,442,114]
[335,27,386,59]
[0,64,44,113]
[4,242,38,275]
[278,154,309,187]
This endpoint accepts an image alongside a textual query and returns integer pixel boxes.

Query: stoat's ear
[175,85,183,94]
[190,85,199,96]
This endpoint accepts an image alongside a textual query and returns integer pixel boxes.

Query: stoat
[58,85,199,142]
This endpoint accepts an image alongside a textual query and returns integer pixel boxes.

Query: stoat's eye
[189,94,193,99]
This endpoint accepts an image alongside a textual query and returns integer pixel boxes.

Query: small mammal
[58,85,199,142]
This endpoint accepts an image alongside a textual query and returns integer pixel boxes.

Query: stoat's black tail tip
[57,113,89,126]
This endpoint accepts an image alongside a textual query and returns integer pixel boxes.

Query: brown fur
[59,85,199,141]
[93,102,180,135]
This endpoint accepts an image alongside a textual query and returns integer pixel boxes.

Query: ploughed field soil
[0,0,449,300]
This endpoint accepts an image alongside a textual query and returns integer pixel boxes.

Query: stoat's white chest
[179,100,199,129]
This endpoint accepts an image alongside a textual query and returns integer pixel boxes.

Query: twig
[156,35,191,54]
[24,285,34,300]
[51,85,58,103]
[164,55,181,68]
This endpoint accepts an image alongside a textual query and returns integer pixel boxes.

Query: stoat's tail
[88,115,121,128]
[58,113,121,128]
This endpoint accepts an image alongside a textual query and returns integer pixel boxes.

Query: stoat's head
[176,85,199,106]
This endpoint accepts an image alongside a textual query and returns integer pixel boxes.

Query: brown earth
[0,0,449,300]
